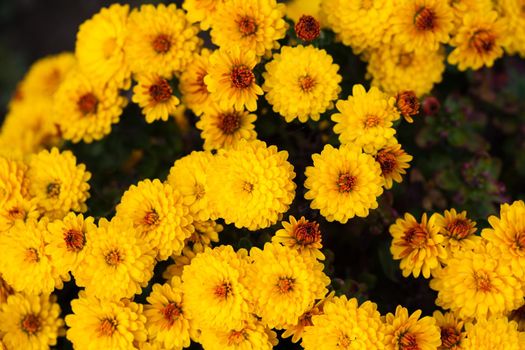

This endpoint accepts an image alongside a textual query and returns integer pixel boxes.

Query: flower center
[398,53,414,68]
[396,91,420,117]
[161,302,182,326]
[21,314,41,335]
[299,75,316,92]
[474,271,492,292]
[470,30,496,54]
[230,65,254,89]
[237,16,257,36]
[46,182,61,198]
[218,112,241,134]
[25,248,39,263]
[440,326,461,349]
[276,277,295,294]
[228,330,248,345]
[152,34,171,54]
[294,222,321,245]
[214,282,233,299]
[514,232,525,251]
[446,219,472,240]
[149,79,172,103]
[194,183,206,200]
[414,7,436,31]
[295,15,320,41]
[338,333,352,347]
[64,229,85,252]
[7,206,25,221]
[337,173,357,193]
[105,249,123,266]
[242,181,254,193]
[77,93,98,115]
[97,317,118,337]
[403,225,428,248]
[398,332,420,350]
[143,209,160,226]
[364,115,381,128]
[376,150,397,175]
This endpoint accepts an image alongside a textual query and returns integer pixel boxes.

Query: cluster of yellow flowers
[389,201,525,349]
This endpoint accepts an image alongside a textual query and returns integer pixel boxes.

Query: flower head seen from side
[248,242,329,329]
[304,144,383,224]
[272,216,324,260]
[384,305,441,350]
[75,4,131,88]
[395,90,420,123]
[389,213,447,278]
[183,0,224,30]
[179,49,213,116]
[207,139,296,230]
[263,45,341,123]
[204,46,263,112]
[196,105,257,151]
[432,310,465,350]
[0,293,63,350]
[332,84,399,153]
[65,293,147,350]
[125,4,201,77]
[210,0,287,57]
[372,138,413,190]
[434,209,479,256]
[462,317,525,350]
[132,74,180,123]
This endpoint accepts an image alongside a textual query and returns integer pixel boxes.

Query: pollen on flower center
[161,302,182,326]
[299,75,316,92]
[276,277,295,294]
[295,15,321,42]
[25,248,39,263]
[446,219,471,240]
[152,34,172,54]
[364,115,381,128]
[149,79,172,103]
[194,183,206,199]
[398,331,419,350]
[105,249,123,266]
[294,221,321,245]
[414,7,436,31]
[21,314,41,335]
[77,93,99,115]
[338,333,352,347]
[470,30,496,54]
[440,326,461,348]
[474,271,492,292]
[242,181,254,193]
[228,329,248,345]
[230,65,254,89]
[219,112,241,134]
[214,281,233,299]
[64,229,85,252]
[46,182,61,198]
[403,226,428,248]
[143,209,160,226]
[237,16,257,36]
[376,150,397,175]
[337,173,357,193]
[97,317,118,337]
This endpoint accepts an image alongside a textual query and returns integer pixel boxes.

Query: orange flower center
[218,112,241,134]
[414,7,436,31]
[162,302,182,327]
[470,30,496,54]
[46,182,61,198]
[446,218,472,240]
[337,173,357,193]
[228,330,248,345]
[25,248,39,263]
[242,181,254,193]
[299,75,316,92]
[474,271,492,292]
[364,115,381,128]
[143,209,160,226]
[7,206,25,221]
[403,225,428,248]
[105,249,123,266]
[149,79,172,103]
[97,317,118,337]
[152,34,171,54]
[21,314,41,335]
[64,229,85,252]
[214,282,233,299]
[276,277,295,294]
[440,326,461,349]
[338,333,352,347]
[396,91,420,117]
[230,65,254,89]
[294,221,321,245]
[77,93,98,115]
[376,150,397,176]
[237,16,257,36]
[398,332,420,350]
[295,15,320,41]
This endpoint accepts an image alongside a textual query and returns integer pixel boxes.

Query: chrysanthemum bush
[1,0,525,349]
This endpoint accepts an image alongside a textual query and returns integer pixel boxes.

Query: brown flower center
[77,93,98,115]
[376,150,397,176]
[242,181,254,193]
[294,221,321,245]
[46,182,61,198]
[161,302,182,327]
[7,206,25,221]
[515,233,525,251]
[237,16,257,36]
[440,326,461,349]
[152,34,171,54]
[143,209,160,226]
[399,332,420,350]
[149,79,172,103]
[474,271,492,292]
[228,330,248,345]
[414,7,436,31]
[214,282,233,299]
[403,225,428,248]
[218,112,241,134]
[230,65,254,89]
[21,314,41,335]
[295,15,320,41]
[25,248,39,263]
[97,317,118,337]
[398,53,414,68]
[299,75,316,92]
[64,229,85,252]
[446,219,472,240]
[105,249,123,266]
[364,115,381,128]
[276,277,295,294]
[470,30,496,54]
[337,173,357,193]
[396,91,420,117]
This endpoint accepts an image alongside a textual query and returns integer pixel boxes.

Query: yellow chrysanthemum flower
[75,4,130,88]
[302,296,386,349]
[448,11,507,71]
[207,139,296,230]
[75,218,155,300]
[166,151,214,222]
[184,219,222,255]
[144,277,191,349]
[0,293,63,350]
[248,242,329,329]
[263,45,341,123]
[384,306,441,350]
[125,4,201,77]
[132,74,180,123]
[499,0,525,57]
[66,293,147,350]
[304,144,383,224]
[179,49,213,116]
[183,0,224,30]
[462,317,525,350]
[272,215,324,260]
[0,195,39,234]
[210,0,287,57]
[366,45,446,97]
[54,68,127,143]
[181,245,252,329]
[434,208,479,256]
[389,213,447,278]
[28,147,91,219]
[371,138,413,189]
[45,212,97,278]
[196,105,257,150]
[390,0,454,52]
[204,46,263,112]
[115,179,193,260]
[321,0,393,53]
[332,84,399,153]
[0,156,28,206]
[430,241,524,319]
[432,310,465,350]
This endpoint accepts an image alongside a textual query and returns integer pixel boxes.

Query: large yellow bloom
[0,293,63,350]
[207,139,296,230]
[302,296,386,349]
[434,208,479,256]
[371,137,413,190]
[125,4,201,77]
[183,0,224,30]
[332,84,399,153]
[179,49,213,116]
[384,305,441,350]
[263,45,341,123]
[132,74,180,123]
[272,215,324,260]
[65,293,147,350]
[462,317,525,350]
[304,144,383,224]
[248,242,329,329]
[430,241,524,319]
[432,310,465,350]
[499,0,525,57]
[210,0,287,57]
[75,4,130,88]
[204,46,263,112]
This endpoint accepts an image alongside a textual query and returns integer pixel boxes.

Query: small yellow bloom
[132,74,180,123]
[272,215,325,260]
